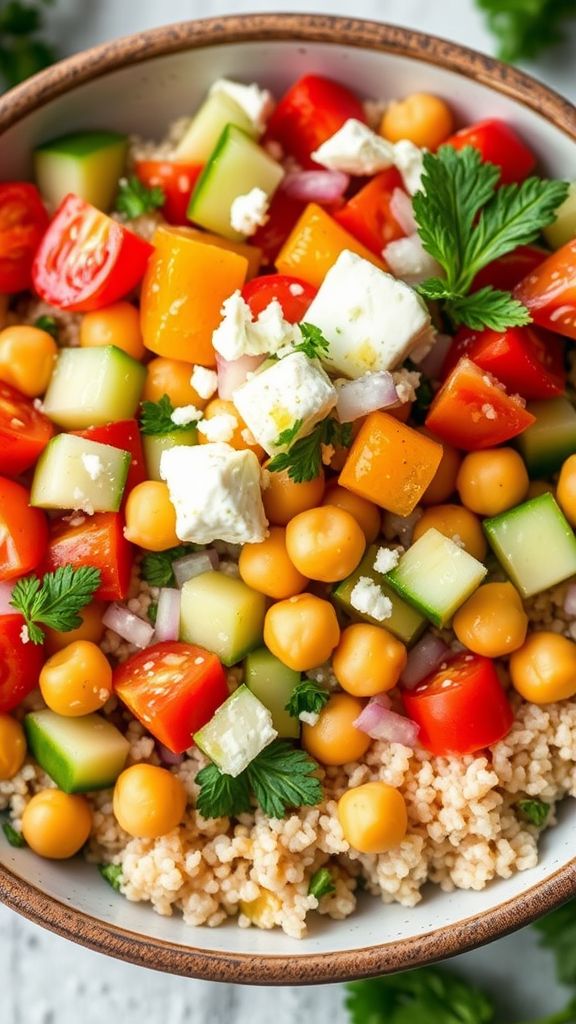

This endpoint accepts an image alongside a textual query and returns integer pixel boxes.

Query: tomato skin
[333,168,405,255]
[471,245,547,294]
[442,325,565,400]
[514,239,576,341]
[402,653,513,756]
[74,419,146,497]
[0,381,54,477]
[425,357,535,450]
[32,194,154,312]
[0,183,49,293]
[0,478,48,582]
[0,614,44,713]
[114,641,229,753]
[445,119,536,184]
[242,274,317,323]
[265,74,366,168]
[134,160,202,225]
[251,191,307,265]
[43,511,133,601]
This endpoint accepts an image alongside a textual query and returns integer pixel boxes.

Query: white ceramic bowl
[1,13,575,985]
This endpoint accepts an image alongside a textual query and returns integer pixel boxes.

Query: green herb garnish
[285,678,330,720]
[292,322,330,360]
[98,863,123,892]
[140,394,197,436]
[33,314,59,340]
[476,0,576,63]
[115,175,165,220]
[517,798,550,827]
[308,867,336,900]
[274,419,303,448]
[147,601,158,626]
[268,417,353,483]
[2,822,26,848]
[140,545,196,588]
[10,565,101,645]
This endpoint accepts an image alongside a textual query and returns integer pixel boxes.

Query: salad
[1,74,576,939]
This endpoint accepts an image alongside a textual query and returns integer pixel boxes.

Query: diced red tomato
[0,183,49,293]
[425,357,535,450]
[441,325,565,400]
[333,168,405,255]
[242,274,317,323]
[74,419,146,497]
[445,119,536,184]
[514,239,576,341]
[32,194,154,312]
[472,245,547,294]
[402,652,514,756]
[0,613,44,713]
[43,511,133,602]
[0,478,48,582]
[134,160,203,225]
[265,74,366,168]
[0,381,54,477]
[113,641,229,753]
[251,191,307,265]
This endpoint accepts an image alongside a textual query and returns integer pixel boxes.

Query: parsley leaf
[2,822,26,848]
[140,394,194,436]
[476,0,576,63]
[445,287,532,331]
[195,762,253,819]
[98,863,123,892]
[140,545,196,588]
[115,175,165,220]
[516,798,550,827]
[33,314,59,340]
[10,565,101,644]
[285,678,329,719]
[533,901,576,986]
[345,967,495,1024]
[275,419,303,448]
[268,417,352,483]
[308,867,335,900]
[293,322,330,360]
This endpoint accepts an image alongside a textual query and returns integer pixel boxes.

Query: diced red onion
[281,169,350,204]
[216,352,265,400]
[418,333,453,380]
[102,603,155,648]
[354,698,419,747]
[564,583,576,617]
[173,549,219,588]
[0,582,14,615]
[382,508,422,546]
[400,633,451,690]
[390,187,416,235]
[154,588,181,642]
[384,234,442,285]
[156,741,185,766]
[336,372,398,422]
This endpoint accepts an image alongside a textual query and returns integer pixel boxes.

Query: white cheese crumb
[350,577,393,621]
[311,118,395,175]
[212,291,299,362]
[393,139,425,195]
[393,368,421,404]
[230,187,270,236]
[210,78,275,132]
[373,547,400,574]
[190,365,218,400]
[197,413,237,443]
[81,453,103,480]
[299,710,320,726]
[171,404,204,426]
[19,624,30,644]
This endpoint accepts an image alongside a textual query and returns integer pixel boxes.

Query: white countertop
[2,1,575,1021]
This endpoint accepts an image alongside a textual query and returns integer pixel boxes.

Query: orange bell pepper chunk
[140,226,248,366]
[275,203,386,288]
[167,224,262,280]
[339,411,443,516]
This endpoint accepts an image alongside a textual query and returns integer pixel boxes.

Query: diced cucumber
[188,125,284,241]
[543,181,576,249]
[332,544,426,646]
[24,710,129,793]
[386,528,487,627]
[143,428,197,481]
[245,647,300,739]
[30,433,130,513]
[34,131,128,211]
[174,91,258,163]
[484,492,576,598]
[194,684,277,777]
[515,398,576,477]
[43,346,146,430]
[180,571,266,666]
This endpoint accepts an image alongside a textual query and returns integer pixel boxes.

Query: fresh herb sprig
[308,867,336,900]
[140,394,197,436]
[517,798,550,827]
[292,322,330,360]
[268,417,353,483]
[285,679,330,719]
[115,175,165,220]
[140,545,196,588]
[414,146,568,331]
[0,0,57,91]
[2,822,26,848]
[476,0,576,63]
[98,864,123,892]
[34,314,59,340]
[10,565,101,644]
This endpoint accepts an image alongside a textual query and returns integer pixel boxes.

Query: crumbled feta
[19,624,30,644]
[230,187,270,236]
[384,234,443,285]
[210,78,275,132]
[233,351,337,455]
[304,250,432,379]
[190,365,218,400]
[393,368,421,404]
[311,118,395,175]
[170,404,203,426]
[373,547,400,574]
[81,454,103,480]
[196,412,237,443]
[160,443,268,545]
[212,291,299,362]
[350,577,393,621]
[393,139,425,195]
[299,710,320,727]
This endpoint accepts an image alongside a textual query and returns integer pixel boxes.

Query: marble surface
[2,1,576,1021]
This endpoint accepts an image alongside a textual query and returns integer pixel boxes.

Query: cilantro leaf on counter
[285,678,330,720]
[476,0,576,63]
[308,867,336,900]
[115,175,165,220]
[2,822,26,848]
[140,394,187,436]
[10,565,101,644]
[293,322,330,360]
[140,545,196,588]
[195,762,253,819]
[33,314,59,340]
[517,798,550,827]
[0,0,57,91]
[345,968,495,1024]
[268,417,352,483]
[98,864,123,892]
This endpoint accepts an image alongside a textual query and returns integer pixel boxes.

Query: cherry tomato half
[242,274,317,323]
[0,381,54,477]
[265,74,366,168]
[0,183,48,293]
[514,238,576,341]
[134,160,203,225]
[441,325,565,401]
[0,614,44,713]
[0,477,48,582]
[43,511,133,602]
[445,119,536,184]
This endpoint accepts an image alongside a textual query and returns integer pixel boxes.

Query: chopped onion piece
[172,549,219,588]
[0,582,14,616]
[154,587,181,643]
[354,697,419,746]
[216,352,265,400]
[336,372,398,422]
[401,633,451,690]
[282,169,350,204]
[156,741,185,766]
[384,234,443,285]
[419,333,453,380]
[564,583,576,617]
[390,187,417,235]
[102,603,154,649]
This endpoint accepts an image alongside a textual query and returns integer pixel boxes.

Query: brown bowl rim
[0,11,575,985]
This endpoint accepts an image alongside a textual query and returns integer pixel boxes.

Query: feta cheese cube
[160,443,268,545]
[212,291,298,361]
[233,351,337,455]
[210,78,275,133]
[350,577,393,621]
[190,365,218,400]
[393,140,425,195]
[311,119,395,175]
[305,250,432,379]
[230,187,270,236]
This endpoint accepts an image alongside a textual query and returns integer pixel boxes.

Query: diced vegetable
[0,614,44,713]
[175,90,258,163]
[177,225,262,279]
[514,238,576,341]
[245,647,300,739]
[194,684,277,777]
[34,131,128,211]
[25,710,129,793]
[0,381,54,478]
[333,167,405,255]
[484,492,576,598]
[134,160,203,225]
[275,203,386,288]
[43,511,133,602]
[242,273,316,322]
[0,183,49,294]
[332,545,426,647]
[143,428,198,481]
[445,118,536,184]
[471,244,546,293]
[42,345,146,430]
[543,181,576,249]
[0,478,48,581]
[180,571,266,667]
[441,325,565,401]
[30,434,130,513]
[515,397,576,477]
[75,419,147,497]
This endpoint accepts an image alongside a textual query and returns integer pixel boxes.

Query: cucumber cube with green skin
[188,125,284,241]
[194,685,277,777]
[34,131,128,211]
[515,398,576,478]
[43,346,146,430]
[332,544,426,646]
[175,91,258,163]
[180,571,266,666]
[543,181,576,249]
[25,711,129,794]
[143,428,197,481]
[245,647,300,739]
[30,433,130,513]
[484,492,576,598]
[386,528,487,627]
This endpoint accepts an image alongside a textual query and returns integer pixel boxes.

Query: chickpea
[322,484,381,543]
[80,302,145,361]
[113,764,187,838]
[337,782,408,853]
[143,356,207,409]
[457,448,529,516]
[0,715,26,780]
[557,454,576,527]
[264,593,340,672]
[124,481,179,551]
[452,583,528,658]
[332,623,407,697]
[39,640,113,717]
[44,600,105,655]
[412,504,487,561]
[199,398,264,459]
[22,790,92,859]
[302,693,370,766]
[510,631,576,704]
[380,93,454,149]
[286,506,366,583]
[421,435,462,506]
[262,463,325,526]
[239,527,308,599]
[0,325,57,397]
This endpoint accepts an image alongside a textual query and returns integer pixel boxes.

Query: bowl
[1,12,575,986]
